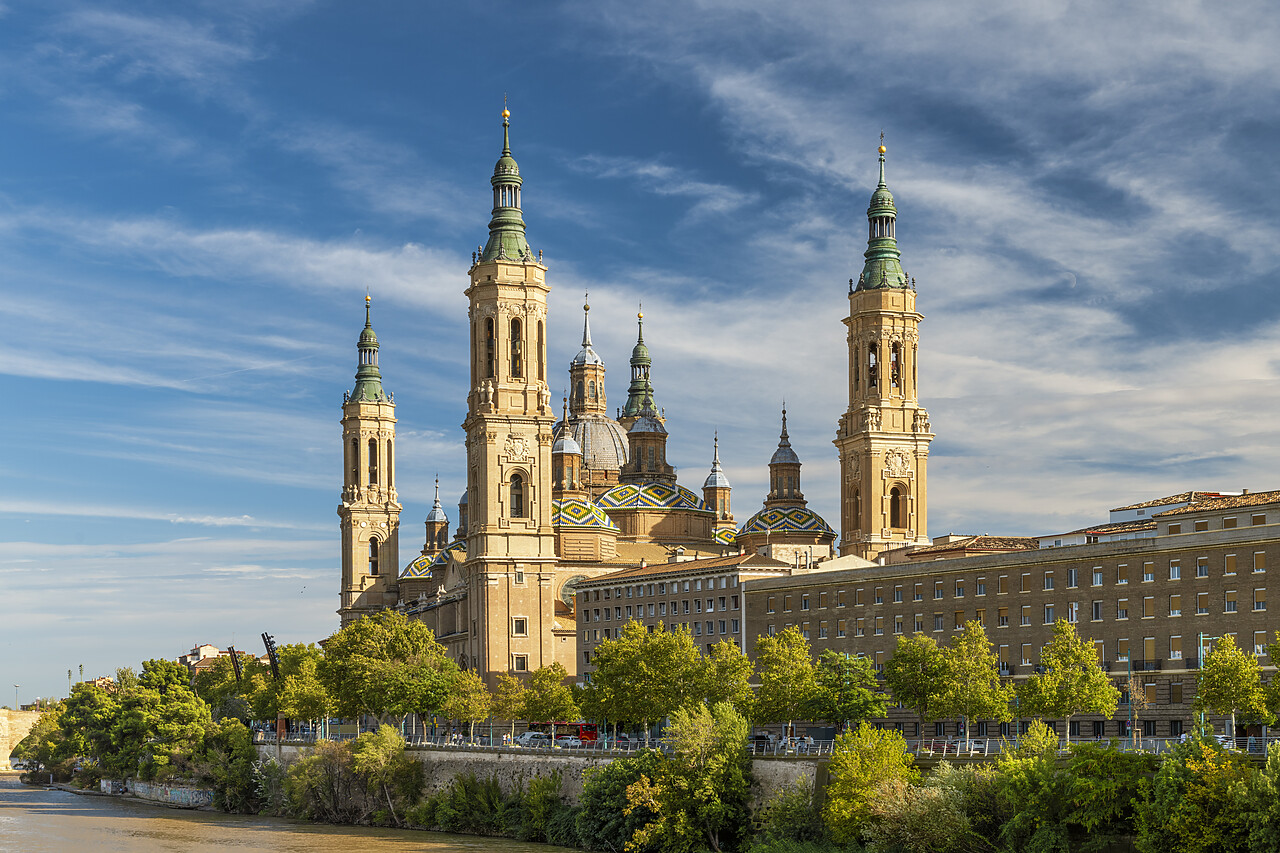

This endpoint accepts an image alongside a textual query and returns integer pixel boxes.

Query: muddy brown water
[0,773,575,853]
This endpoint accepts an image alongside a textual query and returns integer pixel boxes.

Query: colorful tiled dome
[713,527,736,546]
[739,506,835,537]
[597,482,713,514]
[553,498,620,530]
[401,540,466,579]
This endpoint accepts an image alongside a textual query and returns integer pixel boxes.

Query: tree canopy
[1018,619,1119,739]
[805,650,888,729]
[883,632,948,723]
[753,626,817,733]
[1196,633,1271,736]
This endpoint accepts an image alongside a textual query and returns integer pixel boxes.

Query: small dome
[713,527,736,546]
[401,553,434,579]
[425,501,448,523]
[704,468,731,489]
[571,345,603,367]
[559,416,628,470]
[401,541,465,579]
[553,498,620,531]
[869,185,895,212]
[629,414,667,436]
[598,482,713,514]
[739,506,835,537]
[553,433,583,456]
[458,490,468,506]
[770,445,800,465]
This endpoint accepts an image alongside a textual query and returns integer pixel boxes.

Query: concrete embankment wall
[128,780,214,808]
[258,743,821,807]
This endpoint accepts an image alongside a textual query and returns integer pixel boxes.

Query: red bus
[529,721,598,742]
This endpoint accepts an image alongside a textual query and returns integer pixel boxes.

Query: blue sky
[3,0,1279,702]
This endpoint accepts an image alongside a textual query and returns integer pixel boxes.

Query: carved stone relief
[884,449,911,478]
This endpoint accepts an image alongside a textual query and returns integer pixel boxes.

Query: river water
[0,773,574,853]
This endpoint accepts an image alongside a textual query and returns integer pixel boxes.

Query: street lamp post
[13,685,18,710]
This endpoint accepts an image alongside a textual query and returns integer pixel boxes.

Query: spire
[479,106,533,263]
[856,139,908,292]
[622,307,656,419]
[703,431,730,489]
[426,476,447,522]
[770,405,800,465]
[350,295,389,403]
[582,291,593,348]
[571,293,603,368]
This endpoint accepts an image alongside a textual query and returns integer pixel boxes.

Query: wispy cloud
[572,153,757,220]
[0,500,326,531]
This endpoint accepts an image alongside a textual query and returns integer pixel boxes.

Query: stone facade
[1,709,42,771]
[745,494,1280,738]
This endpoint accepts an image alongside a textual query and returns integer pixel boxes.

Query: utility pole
[67,669,72,696]
[13,684,18,710]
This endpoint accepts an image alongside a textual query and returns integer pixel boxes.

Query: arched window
[868,344,878,389]
[349,438,358,484]
[385,441,393,489]
[511,318,524,379]
[368,538,380,576]
[553,460,563,488]
[647,446,656,471]
[485,318,496,379]
[588,380,596,400]
[537,321,544,381]
[890,486,906,528]
[367,438,378,485]
[788,475,795,496]
[575,380,584,405]
[510,473,525,518]
[891,343,901,390]
[853,488,862,524]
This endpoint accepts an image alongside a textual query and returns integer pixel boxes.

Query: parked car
[555,735,584,748]
[515,731,552,747]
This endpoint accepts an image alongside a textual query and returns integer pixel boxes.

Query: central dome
[558,415,629,470]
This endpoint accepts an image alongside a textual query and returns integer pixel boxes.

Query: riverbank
[0,773,577,853]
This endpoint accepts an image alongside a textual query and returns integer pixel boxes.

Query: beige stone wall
[0,710,43,770]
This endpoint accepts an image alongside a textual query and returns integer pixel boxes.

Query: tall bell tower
[461,108,558,681]
[338,297,401,626]
[835,144,933,560]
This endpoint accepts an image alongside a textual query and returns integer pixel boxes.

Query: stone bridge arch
[1,710,44,771]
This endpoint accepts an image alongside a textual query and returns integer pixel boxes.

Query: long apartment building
[743,490,1280,739]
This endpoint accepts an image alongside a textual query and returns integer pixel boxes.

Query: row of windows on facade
[1167,513,1268,533]
[578,576,739,604]
[480,317,544,382]
[582,618,741,646]
[765,621,1272,665]
[888,717,1189,740]
[349,437,393,487]
[857,342,915,393]
[764,551,1270,613]
[580,594,741,625]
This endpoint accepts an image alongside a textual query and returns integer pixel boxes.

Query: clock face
[560,574,587,608]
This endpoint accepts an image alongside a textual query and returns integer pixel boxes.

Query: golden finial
[879,130,886,155]
[503,93,510,120]
[584,289,590,312]
[365,292,371,305]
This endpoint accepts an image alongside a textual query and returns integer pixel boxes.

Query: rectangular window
[819,591,828,608]
[1116,638,1130,661]
[1021,573,1031,593]
[1144,682,1158,705]
[1225,590,1238,613]
[1194,520,1209,532]
[801,595,810,611]
[782,595,791,612]
[1066,569,1078,589]
[1254,588,1266,611]
[913,583,923,601]
[1092,600,1103,621]
[1170,635,1182,660]
[1171,682,1184,704]
[975,608,985,626]
[1021,643,1032,665]
[1044,572,1054,591]
[998,644,1010,664]
[732,595,739,610]
[1021,605,1031,626]
[1169,594,1182,616]
[719,596,727,611]
[934,582,944,600]
[1224,516,1238,529]
[977,578,987,596]
[955,582,965,598]
[875,616,884,636]
[998,575,1009,594]
[894,616,903,634]
[818,622,827,639]
[1143,562,1154,583]
[1169,561,1181,580]
[856,618,865,637]
[659,602,666,616]
[954,610,964,630]
[1197,591,1209,615]
[684,600,690,614]
[836,619,846,638]
[1143,597,1155,618]
[934,613,944,632]
[894,585,903,603]
[998,606,1009,627]
[648,604,655,617]
[696,600,704,613]
[626,605,633,618]
[767,625,776,636]
[657,582,666,595]
[1116,599,1129,620]
[1256,631,1269,656]
[1044,604,1055,624]
[874,587,883,605]
[1144,636,1156,663]
[874,650,885,672]
[1168,523,1182,534]
[856,588,865,606]
[512,617,528,636]
[1255,552,1267,573]
[1094,640,1105,663]
[694,623,702,636]
[837,590,847,607]
[513,654,528,672]
[1253,514,1267,526]
[1067,601,1079,623]
[1117,564,1129,585]
[1092,568,1103,586]
[732,618,740,633]
[1225,555,1237,576]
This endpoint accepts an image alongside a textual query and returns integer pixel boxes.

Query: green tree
[698,639,754,716]
[319,610,458,724]
[936,621,1013,749]
[1135,739,1253,853]
[1262,633,1280,722]
[59,682,119,765]
[441,670,492,740]
[805,650,888,730]
[522,662,578,741]
[192,718,260,813]
[586,621,702,742]
[191,655,251,720]
[823,721,919,845]
[491,673,528,743]
[625,702,751,853]
[1195,633,1270,738]
[11,703,70,777]
[351,724,423,826]
[1018,620,1119,742]
[275,644,330,727]
[753,626,816,737]
[576,749,665,852]
[107,660,213,779]
[883,632,948,724]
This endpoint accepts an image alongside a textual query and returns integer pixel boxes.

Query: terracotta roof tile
[1109,491,1226,512]
[579,552,789,585]
[905,535,1039,558]
[1154,490,1280,516]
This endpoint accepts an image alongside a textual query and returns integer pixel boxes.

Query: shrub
[576,749,665,852]
[751,781,827,847]
[823,722,918,845]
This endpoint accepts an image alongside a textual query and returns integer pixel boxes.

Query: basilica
[335,111,933,683]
